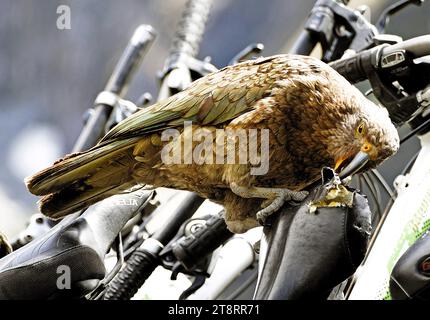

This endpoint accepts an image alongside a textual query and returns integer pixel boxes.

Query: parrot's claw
[230,183,308,225]
[256,189,308,225]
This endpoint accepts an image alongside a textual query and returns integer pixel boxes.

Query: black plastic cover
[390,231,430,300]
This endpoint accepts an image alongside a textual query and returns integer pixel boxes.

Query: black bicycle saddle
[254,179,372,300]
[0,188,153,300]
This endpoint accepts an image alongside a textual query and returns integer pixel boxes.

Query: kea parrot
[26,54,399,233]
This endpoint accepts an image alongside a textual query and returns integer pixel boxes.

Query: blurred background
[0,0,429,237]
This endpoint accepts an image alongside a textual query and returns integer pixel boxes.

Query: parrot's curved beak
[338,151,370,180]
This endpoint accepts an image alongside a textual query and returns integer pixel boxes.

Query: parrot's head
[330,97,399,179]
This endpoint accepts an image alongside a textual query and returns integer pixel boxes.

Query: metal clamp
[94,91,119,108]
[140,238,164,256]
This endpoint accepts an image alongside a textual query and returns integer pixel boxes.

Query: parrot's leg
[230,183,308,224]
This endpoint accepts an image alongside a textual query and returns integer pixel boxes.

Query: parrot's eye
[356,122,365,136]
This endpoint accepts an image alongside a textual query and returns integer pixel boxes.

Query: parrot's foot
[230,183,308,225]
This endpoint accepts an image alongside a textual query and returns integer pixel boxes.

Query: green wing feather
[26,55,286,201]
[99,55,284,143]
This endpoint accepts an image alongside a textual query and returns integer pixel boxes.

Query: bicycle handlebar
[384,35,430,57]
[157,0,213,101]
[330,35,430,126]
[169,0,212,60]
[73,25,156,152]
[106,25,156,97]
[330,35,430,84]
[328,50,372,83]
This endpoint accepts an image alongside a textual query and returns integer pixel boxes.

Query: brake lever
[376,0,425,33]
[417,85,430,117]
[303,0,378,62]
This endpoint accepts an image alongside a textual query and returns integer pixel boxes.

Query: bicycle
[0,0,429,301]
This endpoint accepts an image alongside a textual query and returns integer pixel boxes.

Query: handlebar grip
[103,246,159,300]
[105,25,156,97]
[169,0,213,59]
[331,35,430,85]
[329,52,369,84]
[172,212,233,270]
[72,25,156,152]
[382,35,430,58]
